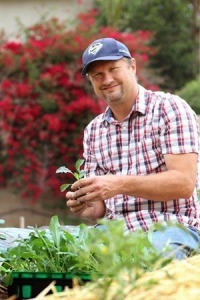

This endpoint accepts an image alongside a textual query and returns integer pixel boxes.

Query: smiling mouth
[102,84,119,91]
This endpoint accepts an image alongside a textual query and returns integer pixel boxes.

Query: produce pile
[34,254,200,300]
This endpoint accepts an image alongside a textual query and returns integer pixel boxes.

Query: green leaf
[60,183,71,192]
[49,216,61,249]
[56,166,73,174]
[73,172,79,180]
[79,170,85,179]
[4,272,13,287]
[75,159,84,172]
[56,159,85,193]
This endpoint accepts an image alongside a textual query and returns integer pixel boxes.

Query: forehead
[88,59,124,73]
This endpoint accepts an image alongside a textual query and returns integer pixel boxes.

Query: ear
[131,58,136,74]
[86,73,92,82]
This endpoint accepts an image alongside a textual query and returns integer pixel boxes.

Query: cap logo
[119,49,130,56]
[88,42,103,55]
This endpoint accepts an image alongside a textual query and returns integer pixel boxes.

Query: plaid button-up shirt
[83,85,200,231]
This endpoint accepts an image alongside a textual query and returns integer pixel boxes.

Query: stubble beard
[103,86,124,104]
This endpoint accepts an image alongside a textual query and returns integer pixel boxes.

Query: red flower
[15,82,33,98]
[42,115,62,132]
[0,11,158,202]
[4,41,22,54]
[1,79,13,90]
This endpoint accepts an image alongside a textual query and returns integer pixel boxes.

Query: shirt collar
[133,84,148,115]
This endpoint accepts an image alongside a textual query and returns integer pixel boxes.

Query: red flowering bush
[0,9,158,201]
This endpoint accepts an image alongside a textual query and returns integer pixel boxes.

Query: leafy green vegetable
[0,216,173,289]
[1,216,199,299]
[56,159,85,192]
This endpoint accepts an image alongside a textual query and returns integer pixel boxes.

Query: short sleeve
[159,95,199,155]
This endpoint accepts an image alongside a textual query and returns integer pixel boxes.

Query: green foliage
[94,0,128,28]
[177,77,200,114]
[0,216,171,290]
[94,0,198,91]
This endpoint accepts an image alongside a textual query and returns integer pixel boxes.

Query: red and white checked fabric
[83,85,200,231]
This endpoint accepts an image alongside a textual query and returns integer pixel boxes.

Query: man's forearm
[70,152,197,204]
[119,170,195,201]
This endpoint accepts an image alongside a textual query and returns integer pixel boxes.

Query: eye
[91,73,102,80]
[110,67,120,72]
[94,73,101,78]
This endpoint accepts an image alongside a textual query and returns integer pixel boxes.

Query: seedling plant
[56,159,85,192]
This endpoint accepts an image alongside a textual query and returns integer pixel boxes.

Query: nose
[102,72,114,85]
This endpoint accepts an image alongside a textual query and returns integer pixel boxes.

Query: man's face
[87,58,136,106]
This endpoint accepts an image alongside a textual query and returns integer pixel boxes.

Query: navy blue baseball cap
[82,38,132,76]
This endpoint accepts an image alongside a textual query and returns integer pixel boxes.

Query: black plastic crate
[7,272,91,299]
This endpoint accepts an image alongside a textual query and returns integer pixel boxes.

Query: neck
[111,87,139,122]
[112,106,132,122]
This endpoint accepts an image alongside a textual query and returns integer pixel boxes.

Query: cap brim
[82,55,124,76]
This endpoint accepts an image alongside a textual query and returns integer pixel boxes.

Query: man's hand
[66,186,107,220]
[66,193,95,218]
[69,175,119,203]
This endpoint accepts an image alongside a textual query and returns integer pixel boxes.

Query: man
[66,38,200,259]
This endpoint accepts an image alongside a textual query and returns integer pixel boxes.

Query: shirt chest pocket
[95,145,120,173]
[133,137,163,175]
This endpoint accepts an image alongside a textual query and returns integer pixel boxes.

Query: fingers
[66,199,85,208]
[66,199,87,215]
[66,177,104,204]
[66,191,76,200]
[66,187,86,203]
[71,177,93,191]
[75,192,97,203]
[70,178,97,202]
